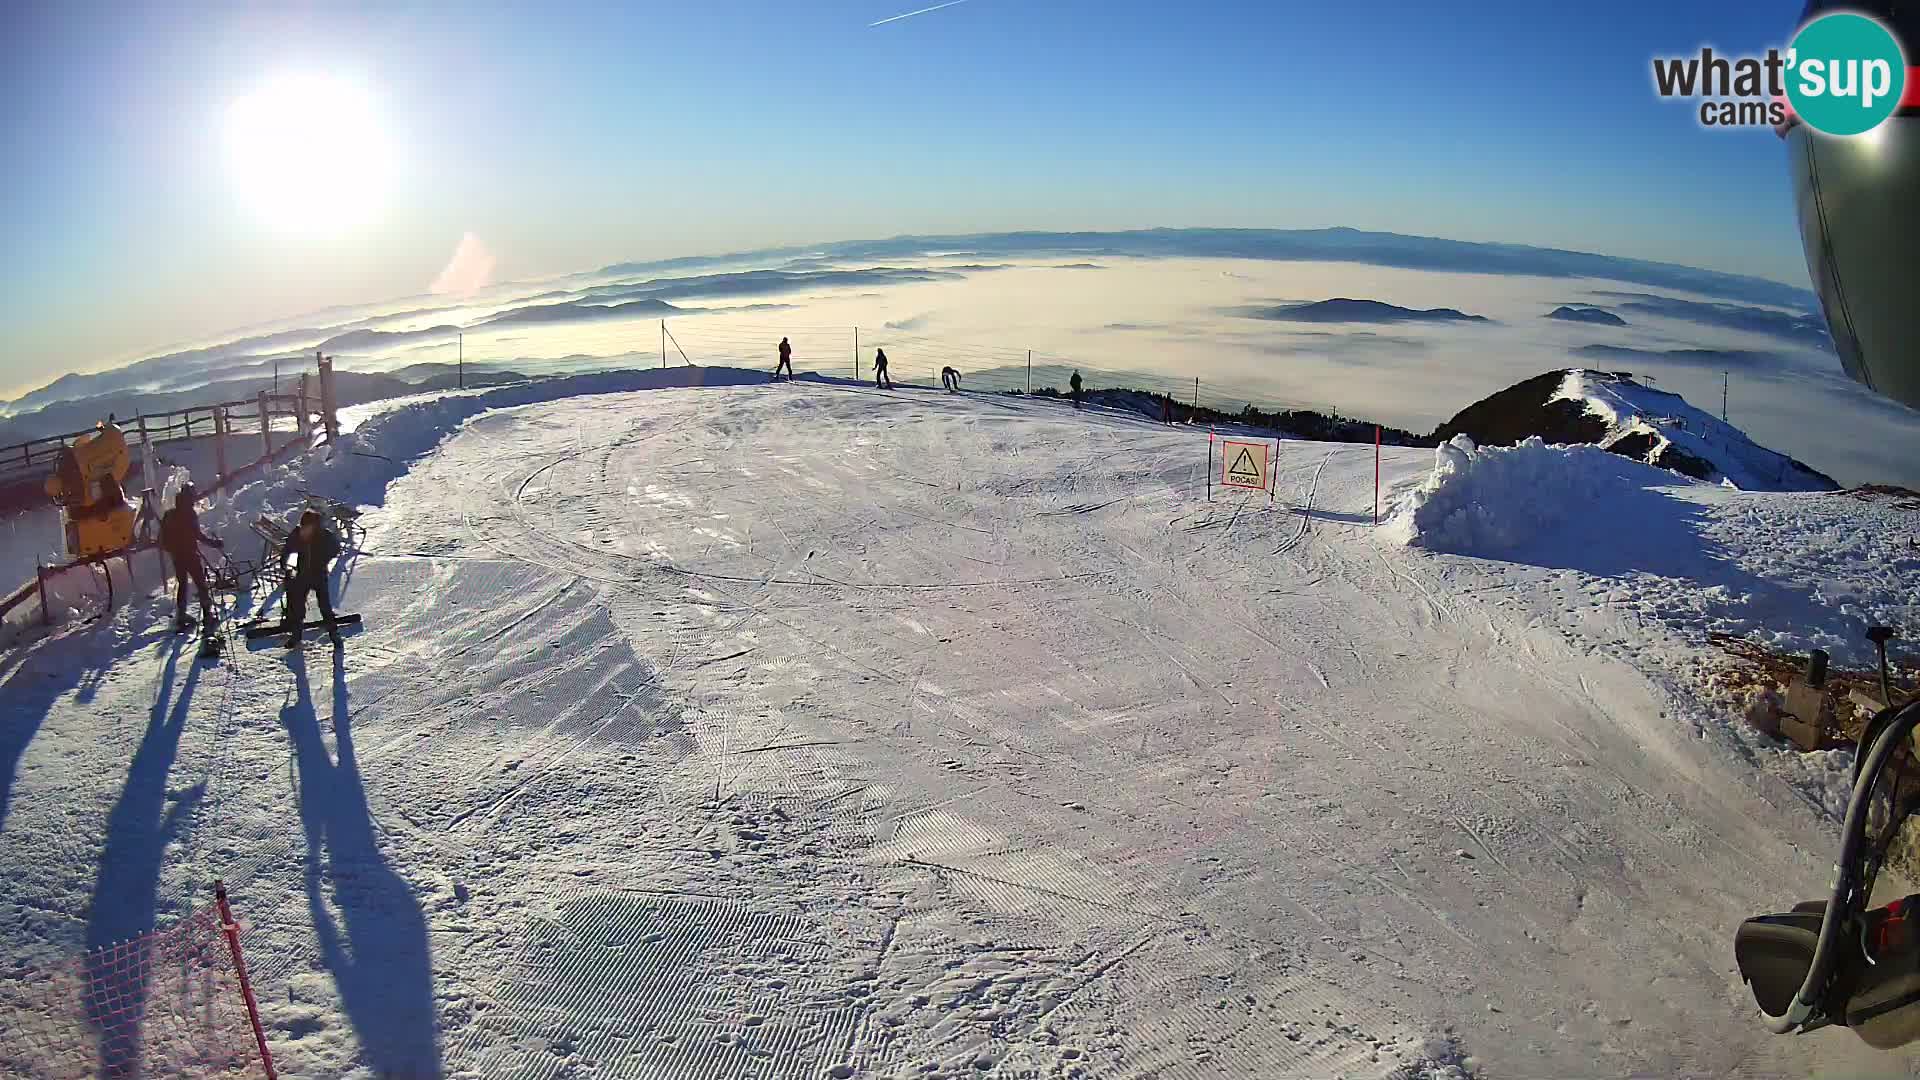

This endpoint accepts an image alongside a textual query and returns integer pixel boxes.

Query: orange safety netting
[2,902,265,1079]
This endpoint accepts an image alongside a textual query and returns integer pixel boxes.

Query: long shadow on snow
[83,633,206,1075]
[283,650,441,1077]
[1465,470,1816,624]
[0,605,176,836]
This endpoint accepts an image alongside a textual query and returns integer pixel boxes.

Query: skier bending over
[281,510,344,648]
[774,337,794,381]
[941,366,961,393]
[159,484,223,630]
[874,348,894,389]
[1069,370,1084,409]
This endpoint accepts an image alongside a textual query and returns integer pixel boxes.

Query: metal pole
[1722,371,1729,421]
[1193,377,1200,410]
[215,882,279,1080]
[214,407,229,482]
[273,359,279,397]
[661,321,666,369]
[1026,350,1031,394]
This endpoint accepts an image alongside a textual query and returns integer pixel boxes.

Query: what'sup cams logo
[1653,11,1912,135]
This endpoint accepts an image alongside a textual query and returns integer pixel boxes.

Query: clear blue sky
[1,0,1812,393]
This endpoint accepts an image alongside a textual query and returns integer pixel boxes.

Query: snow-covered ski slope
[2,369,1915,1078]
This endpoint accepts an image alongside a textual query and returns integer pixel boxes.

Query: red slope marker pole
[1269,439,1277,507]
[1374,425,1381,526]
[216,882,278,1080]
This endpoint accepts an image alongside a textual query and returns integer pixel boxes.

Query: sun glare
[226,75,391,230]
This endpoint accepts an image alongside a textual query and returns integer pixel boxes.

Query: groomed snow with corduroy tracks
[2,368,1915,1078]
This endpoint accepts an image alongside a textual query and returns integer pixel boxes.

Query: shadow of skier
[283,651,441,1077]
[84,633,205,1075]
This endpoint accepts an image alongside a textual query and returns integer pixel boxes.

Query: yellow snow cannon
[43,420,135,558]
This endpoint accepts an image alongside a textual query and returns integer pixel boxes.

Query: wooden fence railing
[0,360,337,498]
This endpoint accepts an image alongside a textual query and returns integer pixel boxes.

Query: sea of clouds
[6,228,1914,489]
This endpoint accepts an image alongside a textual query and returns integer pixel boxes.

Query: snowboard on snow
[242,613,363,642]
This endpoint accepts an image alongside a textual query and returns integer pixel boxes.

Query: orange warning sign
[1219,440,1269,491]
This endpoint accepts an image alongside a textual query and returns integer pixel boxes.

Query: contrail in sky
[869,0,971,27]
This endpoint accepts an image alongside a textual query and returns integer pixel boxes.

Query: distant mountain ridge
[1245,298,1489,324]
[1548,305,1627,326]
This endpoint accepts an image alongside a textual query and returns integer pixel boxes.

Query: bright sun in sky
[226,75,392,231]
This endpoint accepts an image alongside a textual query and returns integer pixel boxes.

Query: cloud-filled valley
[3,227,1915,490]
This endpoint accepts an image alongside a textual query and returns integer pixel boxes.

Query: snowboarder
[941,366,961,393]
[280,510,343,648]
[159,484,223,631]
[874,348,894,389]
[1069,370,1084,410]
[774,337,794,381]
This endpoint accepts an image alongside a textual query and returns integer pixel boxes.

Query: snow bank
[1383,434,1669,556]
[1386,431,1916,666]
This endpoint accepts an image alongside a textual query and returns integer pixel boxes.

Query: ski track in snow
[1,377,1914,1078]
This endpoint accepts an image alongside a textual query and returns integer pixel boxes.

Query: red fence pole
[215,881,278,1080]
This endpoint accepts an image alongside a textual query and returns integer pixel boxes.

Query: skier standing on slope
[774,337,794,381]
[159,484,223,630]
[1069,370,1083,409]
[941,366,961,392]
[280,510,344,648]
[874,348,894,389]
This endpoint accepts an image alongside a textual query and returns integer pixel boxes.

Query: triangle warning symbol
[1227,447,1261,484]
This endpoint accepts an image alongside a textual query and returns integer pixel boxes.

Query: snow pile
[1386,429,1916,667]
[1383,434,1668,556]
[1552,370,1836,492]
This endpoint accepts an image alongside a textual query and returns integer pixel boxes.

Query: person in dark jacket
[159,485,223,630]
[280,510,343,647]
[1069,370,1084,409]
[874,348,893,389]
[774,337,794,380]
[941,366,961,392]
